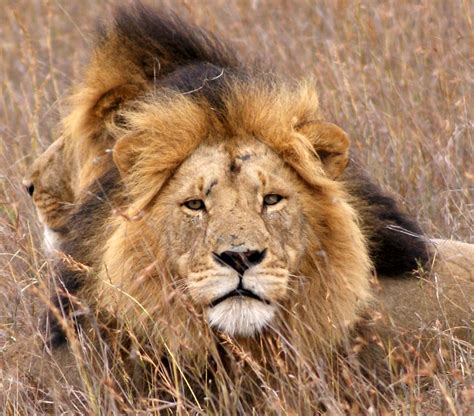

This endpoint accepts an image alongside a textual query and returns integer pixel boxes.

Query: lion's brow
[205,180,218,196]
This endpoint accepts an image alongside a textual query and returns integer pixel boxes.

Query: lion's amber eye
[184,199,206,210]
[263,194,283,206]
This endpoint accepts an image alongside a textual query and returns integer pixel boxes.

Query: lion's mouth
[210,288,267,308]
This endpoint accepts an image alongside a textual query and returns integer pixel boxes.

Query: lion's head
[22,137,75,251]
[136,139,307,337]
[82,80,373,349]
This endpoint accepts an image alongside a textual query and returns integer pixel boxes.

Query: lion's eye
[184,199,206,210]
[263,194,283,206]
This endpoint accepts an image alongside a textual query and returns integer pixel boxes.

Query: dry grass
[0,0,472,414]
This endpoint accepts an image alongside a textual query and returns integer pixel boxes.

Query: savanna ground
[0,0,472,414]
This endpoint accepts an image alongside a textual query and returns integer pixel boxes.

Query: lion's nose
[213,249,266,276]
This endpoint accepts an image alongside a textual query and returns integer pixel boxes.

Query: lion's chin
[207,297,276,337]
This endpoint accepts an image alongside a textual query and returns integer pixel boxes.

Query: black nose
[213,249,266,276]
[25,184,35,196]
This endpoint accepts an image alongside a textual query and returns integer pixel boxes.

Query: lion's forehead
[190,139,273,162]
[176,140,288,191]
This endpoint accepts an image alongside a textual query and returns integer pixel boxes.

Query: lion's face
[147,139,308,336]
[22,137,74,251]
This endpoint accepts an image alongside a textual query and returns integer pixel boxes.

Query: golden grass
[0,0,472,414]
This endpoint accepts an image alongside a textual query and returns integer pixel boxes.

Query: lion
[14,4,473,411]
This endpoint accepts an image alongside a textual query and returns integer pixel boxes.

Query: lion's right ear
[298,121,350,179]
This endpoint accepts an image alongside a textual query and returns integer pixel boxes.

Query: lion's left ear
[299,122,350,179]
[92,84,143,123]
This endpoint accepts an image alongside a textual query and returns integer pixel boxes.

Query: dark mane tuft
[103,2,240,81]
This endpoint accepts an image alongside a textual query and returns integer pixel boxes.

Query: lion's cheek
[164,213,207,257]
[264,213,306,267]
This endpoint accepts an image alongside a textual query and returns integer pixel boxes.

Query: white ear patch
[207,298,276,336]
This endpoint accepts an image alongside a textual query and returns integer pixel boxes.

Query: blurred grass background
[0,0,472,413]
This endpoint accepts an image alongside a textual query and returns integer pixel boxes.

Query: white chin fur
[43,226,60,253]
[207,298,276,336]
